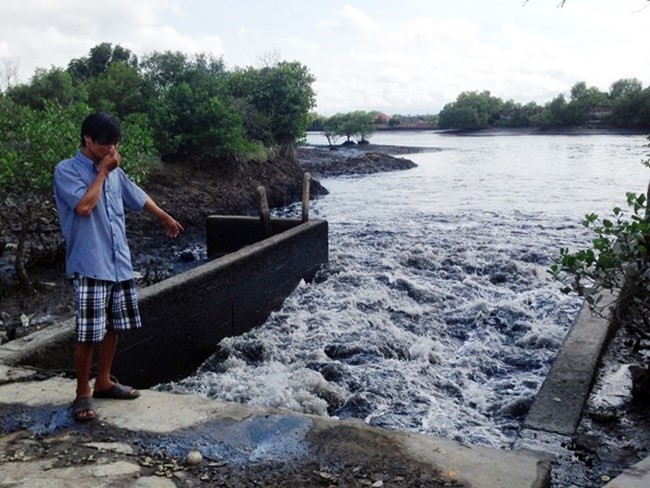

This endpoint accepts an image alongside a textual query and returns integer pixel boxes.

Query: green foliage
[322,114,344,147]
[0,100,86,193]
[119,113,159,185]
[86,62,147,118]
[141,51,225,93]
[150,77,263,163]
[67,42,138,82]
[306,112,325,132]
[438,91,503,130]
[0,41,322,283]
[567,81,610,126]
[608,79,650,129]
[141,50,252,162]
[6,67,87,109]
[226,61,316,146]
[539,94,572,127]
[550,141,650,327]
[496,100,542,127]
[388,115,402,127]
[0,99,158,286]
[323,111,375,143]
[0,100,88,286]
[435,79,650,131]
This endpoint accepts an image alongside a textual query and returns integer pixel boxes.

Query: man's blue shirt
[53,150,147,282]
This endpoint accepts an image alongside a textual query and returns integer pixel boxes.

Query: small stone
[85,442,135,455]
[317,471,337,480]
[141,456,154,466]
[372,481,384,487]
[186,450,202,466]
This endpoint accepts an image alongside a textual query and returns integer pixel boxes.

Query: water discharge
[162,130,649,449]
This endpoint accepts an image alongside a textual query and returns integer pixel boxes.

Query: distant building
[372,112,391,124]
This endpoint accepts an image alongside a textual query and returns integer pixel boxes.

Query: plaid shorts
[73,275,142,343]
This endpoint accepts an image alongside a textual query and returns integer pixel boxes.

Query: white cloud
[134,26,224,57]
[321,4,380,35]
[1,0,649,114]
[0,0,216,82]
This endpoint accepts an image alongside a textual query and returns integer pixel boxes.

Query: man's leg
[94,329,118,392]
[74,342,96,421]
[93,280,141,400]
[72,274,107,420]
[92,279,141,399]
[74,342,94,397]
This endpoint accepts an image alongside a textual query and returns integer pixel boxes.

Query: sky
[1,0,649,115]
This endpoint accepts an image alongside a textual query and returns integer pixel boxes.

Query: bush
[0,100,86,286]
[550,138,650,329]
[0,101,158,287]
[150,78,264,164]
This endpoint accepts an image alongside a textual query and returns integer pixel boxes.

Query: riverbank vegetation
[0,42,316,288]
[550,144,650,331]
[310,79,650,136]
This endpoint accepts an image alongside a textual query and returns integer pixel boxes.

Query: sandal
[93,383,140,400]
[72,396,96,422]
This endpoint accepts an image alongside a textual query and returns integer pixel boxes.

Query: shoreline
[307,126,649,137]
[297,143,426,178]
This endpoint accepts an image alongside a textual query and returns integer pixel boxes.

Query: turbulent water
[162,130,649,449]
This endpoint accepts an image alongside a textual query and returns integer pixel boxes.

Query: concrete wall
[523,288,619,436]
[0,217,328,389]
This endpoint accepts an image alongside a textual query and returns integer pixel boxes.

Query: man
[54,112,183,422]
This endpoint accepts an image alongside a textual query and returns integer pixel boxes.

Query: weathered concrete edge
[524,289,619,436]
[604,454,650,487]
[0,374,552,488]
[0,316,74,367]
[141,218,326,298]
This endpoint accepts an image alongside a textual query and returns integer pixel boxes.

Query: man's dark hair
[80,112,122,147]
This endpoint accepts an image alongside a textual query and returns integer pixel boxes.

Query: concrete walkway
[0,367,551,487]
[524,291,617,436]
[520,289,650,488]
[604,456,650,488]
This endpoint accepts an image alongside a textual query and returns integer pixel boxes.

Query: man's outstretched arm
[143,196,184,238]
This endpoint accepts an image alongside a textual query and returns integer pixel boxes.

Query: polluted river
[160,130,648,459]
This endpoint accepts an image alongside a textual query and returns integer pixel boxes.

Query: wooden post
[257,186,273,237]
[302,172,311,223]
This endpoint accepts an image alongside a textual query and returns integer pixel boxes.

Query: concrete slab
[604,455,650,488]
[524,289,618,436]
[0,376,551,487]
[0,364,36,384]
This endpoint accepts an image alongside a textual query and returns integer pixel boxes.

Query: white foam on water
[162,132,649,448]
